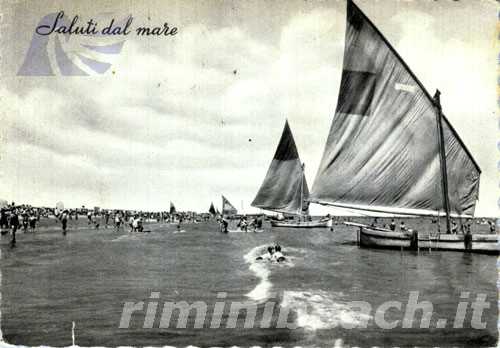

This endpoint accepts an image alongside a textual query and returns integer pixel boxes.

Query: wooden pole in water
[433,90,451,235]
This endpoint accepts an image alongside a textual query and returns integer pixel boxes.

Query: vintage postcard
[0,0,498,347]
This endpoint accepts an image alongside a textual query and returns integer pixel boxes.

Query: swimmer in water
[256,244,286,262]
[272,243,285,262]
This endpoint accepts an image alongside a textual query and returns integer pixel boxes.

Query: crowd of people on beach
[1,200,497,248]
[218,215,264,233]
[0,205,40,246]
[0,201,212,247]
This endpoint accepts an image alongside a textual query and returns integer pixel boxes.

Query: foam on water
[227,229,264,233]
[244,245,273,301]
[243,244,300,302]
[281,290,373,331]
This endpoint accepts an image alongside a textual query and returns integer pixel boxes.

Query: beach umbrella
[0,199,8,208]
[56,201,64,210]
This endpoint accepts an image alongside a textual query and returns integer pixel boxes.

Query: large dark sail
[251,120,309,215]
[310,0,480,216]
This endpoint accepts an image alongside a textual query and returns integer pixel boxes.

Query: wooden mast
[433,89,451,234]
[300,163,305,216]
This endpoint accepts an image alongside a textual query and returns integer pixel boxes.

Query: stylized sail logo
[18,12,127,76]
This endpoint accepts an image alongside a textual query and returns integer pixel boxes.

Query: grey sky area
[0,0,497,216]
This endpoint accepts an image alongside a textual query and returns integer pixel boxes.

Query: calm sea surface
[1,218,497,347]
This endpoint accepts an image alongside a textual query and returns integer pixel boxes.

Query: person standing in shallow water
[61,210,69,236]
[29,212,37,232]
[104,210,110,228]
[9,209,19,247]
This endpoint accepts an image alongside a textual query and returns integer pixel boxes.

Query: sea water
[1,219,497,347]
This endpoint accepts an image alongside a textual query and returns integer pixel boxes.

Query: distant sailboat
[221,195,238,216]
[252,120,330,228]
[169,202,176,214]
[310,0,497,253]
[209,202,216,215]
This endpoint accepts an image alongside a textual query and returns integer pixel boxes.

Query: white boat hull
[357,225,498,255]
[271,220,330,228]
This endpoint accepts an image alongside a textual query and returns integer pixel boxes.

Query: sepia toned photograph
[0,0,498,347]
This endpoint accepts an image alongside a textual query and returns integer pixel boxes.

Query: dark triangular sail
[222,195,238,216]
[252,120,310,215]
[169,202,176,214]
[209,202,216,215]
[310,0,480,216]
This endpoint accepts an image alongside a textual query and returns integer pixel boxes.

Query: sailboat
[221,195,238,217]
[169,202,176,214]
[209,202,216,216]
[309,0,497,253]
[252,120,331,228]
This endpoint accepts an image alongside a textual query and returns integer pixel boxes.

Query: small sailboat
[208,202,216,216]
[309,0,497,254]
[221,195,238,217]
[169,202,176,215]
[252,120,330,228]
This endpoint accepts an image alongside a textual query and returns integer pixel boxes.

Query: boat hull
[271,220,330,228]
[358,226,498,255]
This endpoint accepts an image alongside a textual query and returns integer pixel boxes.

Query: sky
[0,0,498,216]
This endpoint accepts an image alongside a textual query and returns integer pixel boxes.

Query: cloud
[0,2,497,216]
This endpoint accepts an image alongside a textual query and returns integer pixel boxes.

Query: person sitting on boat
[451,220,458,234]
[389,219,396,231]
[400,221,407,232]
[489,220,496,234]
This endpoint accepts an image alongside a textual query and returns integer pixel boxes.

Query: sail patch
[337,69,377,117]
[395,82,416,93]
